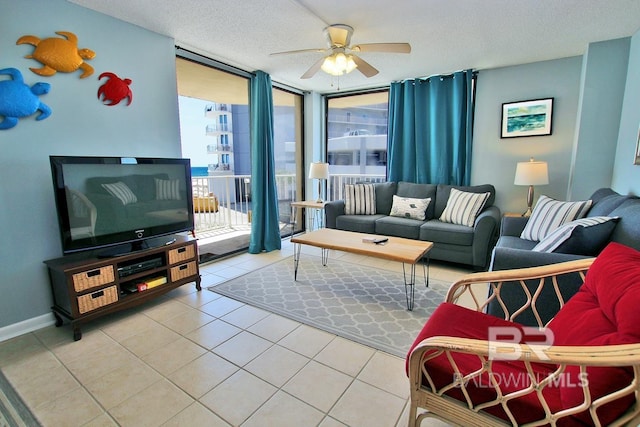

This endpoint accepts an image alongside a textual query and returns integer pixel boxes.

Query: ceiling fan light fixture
[321,52,357,76]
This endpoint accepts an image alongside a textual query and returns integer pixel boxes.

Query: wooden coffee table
[291,229,434,310]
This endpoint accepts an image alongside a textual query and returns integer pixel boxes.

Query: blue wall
[0,0,180,333]
[570,38,630,201]
[471,56,583,213]
[612,31,640,194]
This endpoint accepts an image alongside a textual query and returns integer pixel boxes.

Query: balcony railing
[191,173,386,235]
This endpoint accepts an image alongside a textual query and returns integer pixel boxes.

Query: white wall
[0,0,180,331]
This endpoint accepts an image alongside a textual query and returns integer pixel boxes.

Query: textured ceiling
[69,0,640,94]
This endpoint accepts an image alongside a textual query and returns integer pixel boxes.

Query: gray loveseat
[325,181,500,269]
[490,187,640,271]
[487,188,640,326]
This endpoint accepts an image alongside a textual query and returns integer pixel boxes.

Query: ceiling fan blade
[351,43,411,54]
[301,56,325,79]
[352,55,379,77]
[270,48,326,56]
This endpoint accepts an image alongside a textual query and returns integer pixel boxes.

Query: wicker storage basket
[170,261,197,282]
[77,285,118,314]
[72,266,115,292]
[168,245,195,265]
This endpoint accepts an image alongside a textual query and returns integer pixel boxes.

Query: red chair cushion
[407,302,571,425]
[547,242,640,425]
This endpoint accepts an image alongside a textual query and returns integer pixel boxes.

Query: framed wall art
[501,98,554,138]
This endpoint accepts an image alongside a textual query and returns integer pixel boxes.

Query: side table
[290,200,326,236]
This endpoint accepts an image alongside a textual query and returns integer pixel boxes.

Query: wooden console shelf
[44,235,201,341]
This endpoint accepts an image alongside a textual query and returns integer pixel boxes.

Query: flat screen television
[50,156,194,256]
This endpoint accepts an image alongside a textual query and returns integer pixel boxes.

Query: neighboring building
[327,102,388,176]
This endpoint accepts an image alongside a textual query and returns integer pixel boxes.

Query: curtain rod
[176,46,254,78]
[393,69,478,85]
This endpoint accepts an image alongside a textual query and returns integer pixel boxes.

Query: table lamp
[514,158,549,217]
[308,162,329,203]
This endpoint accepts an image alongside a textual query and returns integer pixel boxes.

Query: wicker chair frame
[407,258,640,427]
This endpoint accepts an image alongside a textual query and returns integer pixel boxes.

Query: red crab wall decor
[97,72,132,106]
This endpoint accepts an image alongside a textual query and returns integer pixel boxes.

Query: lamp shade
[514,159,549,186]
[308,162,329,180]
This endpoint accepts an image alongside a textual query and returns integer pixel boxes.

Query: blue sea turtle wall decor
[0,68,51,130]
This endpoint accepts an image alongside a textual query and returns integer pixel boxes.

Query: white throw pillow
[344,184,376,215]
[439,188,490,227]
[101,181,137,205]
[389,195,431,220]
[520,195,592,242]
[155,178,181,200]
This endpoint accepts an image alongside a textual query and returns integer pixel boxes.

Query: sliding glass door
[175,54,304,260]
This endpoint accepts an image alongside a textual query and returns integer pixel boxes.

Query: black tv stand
[44,234,201,341]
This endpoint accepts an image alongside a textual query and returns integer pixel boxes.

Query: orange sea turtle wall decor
[17,31,95,79]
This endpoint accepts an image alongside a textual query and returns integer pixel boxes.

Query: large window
[176,53,304,256]
[326,91,389,199]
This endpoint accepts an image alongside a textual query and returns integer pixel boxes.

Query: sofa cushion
[374,216,422,239]
[407,303,563,425]
[520,195,592,242]
[587,189,630,217]
[373,181,397,215]
[396,182,437,219]
[531,216,618,255]
[344,184,376,215]
[101,181,137,205]
[335,214,385,234]
[547,242,640,425]
[389,195,431,220]
[419,220,474,246]
[439,188,490,227]
[434,184,495,217]
[608,199,640,251]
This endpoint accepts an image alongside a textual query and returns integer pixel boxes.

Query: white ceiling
[69,0,640,94]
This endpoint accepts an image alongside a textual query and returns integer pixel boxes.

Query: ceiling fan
[270,24,411,79]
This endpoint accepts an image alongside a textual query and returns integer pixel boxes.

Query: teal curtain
[387,70,475,185]
[248,70,281,253]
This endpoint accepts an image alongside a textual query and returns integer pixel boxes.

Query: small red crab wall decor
[97,72,132,106]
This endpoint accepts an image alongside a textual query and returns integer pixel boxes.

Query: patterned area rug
[0,369,41,427]
[208,256,449,357]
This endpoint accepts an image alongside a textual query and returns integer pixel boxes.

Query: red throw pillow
[548,242,640,425]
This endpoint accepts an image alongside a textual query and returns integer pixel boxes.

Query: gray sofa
[325,181,500,268]
[487,188,640,325]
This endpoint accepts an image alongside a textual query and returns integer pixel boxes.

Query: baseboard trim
[0,314,55,343]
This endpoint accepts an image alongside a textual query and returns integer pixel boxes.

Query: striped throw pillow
[344,184,376,215]
[389,195,431,220]
[101,181,137,205]
[155,178,182,200]
[520,195,592,242]
[439,188,490,227]
[532,216,618,253]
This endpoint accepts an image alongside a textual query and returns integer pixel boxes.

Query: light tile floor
[0,239,472,427]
